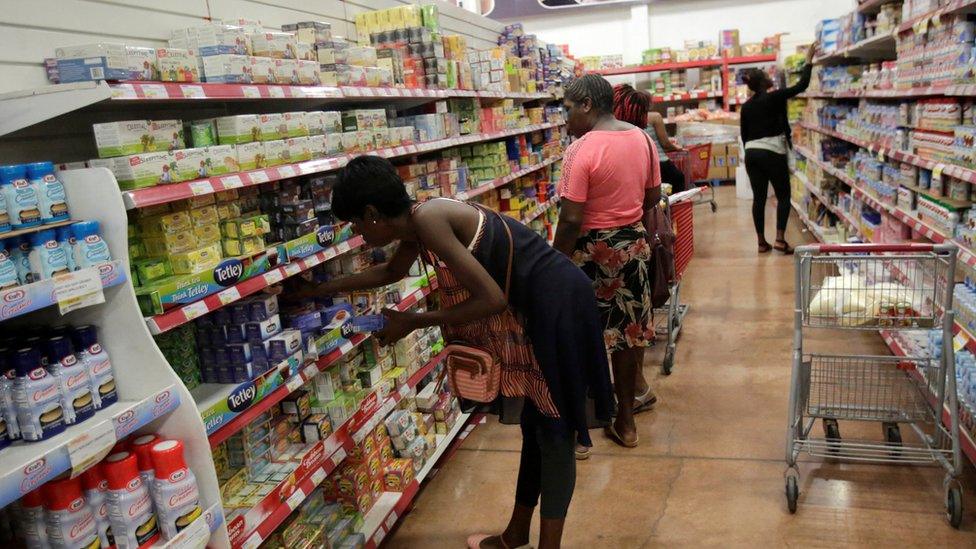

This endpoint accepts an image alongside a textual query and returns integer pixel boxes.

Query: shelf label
[242,533,263,549]
[217,287,241,305]
[249,170,270,184]
[372,527,386,546]
[330,447,347,468]
[141,84,167,99]
[189,180,215,196]
[54,267,105,314]
[301,364,318,379]
[221,175,244,189]
[263,270,284,285]
[285,375,305,393]
[285,487,306,511]
[283,263,302,276]
[311,467,327,485]
[278,165,296,178]
[67,419,115,477]
[268,86,285,98]
[385,511,399,530]
[242,86,261,98]
[181,300,210,322]
[111,83,137,99]
[180,85,205,99]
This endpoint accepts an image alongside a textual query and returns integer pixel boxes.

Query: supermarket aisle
[388,187,976,547]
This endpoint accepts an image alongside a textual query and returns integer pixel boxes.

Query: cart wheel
[785,476,799,514]
[662,351,674,376]
[883,422,902,456]
[946,486,963,529]
[823,419,841,454]
[710,201,717,213]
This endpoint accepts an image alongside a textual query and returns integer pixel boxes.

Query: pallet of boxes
[674,118,740,182]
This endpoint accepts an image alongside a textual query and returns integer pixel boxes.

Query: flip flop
[633,388,657,414]
[605,424,639,448]
[774,240,794,255]
[466,534,533,549]
[575,443,591,460]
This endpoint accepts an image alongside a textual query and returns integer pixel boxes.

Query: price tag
[278,165,297,178]
[180,85,206,98]
[242,533,263,549]
[373,528,386,546]
[302,364,318,379]
[283,263,302,277]
[311,467,327,485]
[263,270,284,285]
[217,287,241,305]
[285,375,304,393]
[268,86,285,98]
[141,84,167,99]
[189,180,214,196]
[67,419,115,476]
[954,332,967,352]
[291,87,306,98]
[385,511,399,530]
[53,268,105,314]
[242,86,261,98]
[221,175,244,189]
[166,512,210,549]
[331,447,347,467]
[181,300,211,321]
[285,487,306,510]
[249,170,270,184]
[398,384,410,398]
[111,83,137,99]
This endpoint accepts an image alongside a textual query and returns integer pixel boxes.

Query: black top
[740,63,812,149]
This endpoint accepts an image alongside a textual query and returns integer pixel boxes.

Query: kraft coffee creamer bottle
[102,451,160,549]
[12,347,65,441]
[29,229,71,280]
[26,162,70,225]
[10,235,37,284]
[0,164,42,229]
[55,226,77,272]
[0,350,20,443]
[149,440,202,540]
[71,326,117,410]
[79,465,114,549]
[0,240,19,290]
[71,221,112,269]
[41,477,100,549]
[19,488,50,549]
[44,336,94,426]
[130,434,159,494]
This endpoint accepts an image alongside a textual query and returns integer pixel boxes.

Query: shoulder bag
[641,132,676,308]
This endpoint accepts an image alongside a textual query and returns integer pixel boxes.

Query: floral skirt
[572,222,654,352]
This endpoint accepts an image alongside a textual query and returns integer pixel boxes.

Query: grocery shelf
[124,124,565,209]
[590,54,778,76]
[0,260,127,322]
[145,236,365,335]
[155,500,225,548]
[232,349,450,549]
[0,81,113,137]
[522,196,560,223]
[0,219,76,240]
[897,0,976,34]
[814,31,896,65]
[650,90,722,103]
[793,170,859,230]
[0,384,181,508]
[790,199,828,242]
[454,155,562,201]
[357,412,473,549]
[857,0,892,14]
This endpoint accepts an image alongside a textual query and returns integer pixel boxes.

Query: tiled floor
[387,187,976,547]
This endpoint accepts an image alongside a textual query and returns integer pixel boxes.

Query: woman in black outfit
[739,44,816,254]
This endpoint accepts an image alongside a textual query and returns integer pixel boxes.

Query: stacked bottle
[0,220,111,289]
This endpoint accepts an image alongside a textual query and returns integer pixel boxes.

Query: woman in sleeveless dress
[305,155,613,549]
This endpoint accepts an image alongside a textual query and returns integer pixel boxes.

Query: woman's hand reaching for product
[376,308,417,346]
[806,41,819,64]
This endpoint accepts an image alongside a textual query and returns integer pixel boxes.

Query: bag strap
[472,203,515,300]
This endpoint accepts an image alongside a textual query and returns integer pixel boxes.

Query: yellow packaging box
[170,242,223,274]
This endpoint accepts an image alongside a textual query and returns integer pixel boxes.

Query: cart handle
[799,243,955,253]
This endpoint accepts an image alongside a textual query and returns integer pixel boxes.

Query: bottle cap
[20,487,45,508]
[12,347,41,377]
[71,325,98,350]
[25,162,54,179]
[29,229,56,247]
[110,438,130,454]
[42,476,85,511]
[0,165,26,184]
[43,336,74,365]
[131,434,159,473]
[150,439,188,481]
[79,463,107,492]
[70,221,101,240]
[102,452,140,491]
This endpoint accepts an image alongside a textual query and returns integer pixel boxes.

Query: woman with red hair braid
[613,84,687,192]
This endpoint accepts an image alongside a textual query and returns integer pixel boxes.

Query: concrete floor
[387,187,976,547]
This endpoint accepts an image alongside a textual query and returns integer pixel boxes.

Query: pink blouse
[558,128,661,231]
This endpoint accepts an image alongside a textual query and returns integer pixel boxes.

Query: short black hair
[565,74,613,113]
[743,68,770,93]
[332,155,412,221]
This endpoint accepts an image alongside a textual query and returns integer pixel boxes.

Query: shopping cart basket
[653,187,700,374]
[785,243,963,527]
[667,144,716,213]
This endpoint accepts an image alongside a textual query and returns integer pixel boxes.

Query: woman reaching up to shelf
[552,74,661,452]
[304,155,613,549]
[613,83,687,192]
[740,42,816,254]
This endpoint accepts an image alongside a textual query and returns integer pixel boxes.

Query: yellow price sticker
[933,164,945,181]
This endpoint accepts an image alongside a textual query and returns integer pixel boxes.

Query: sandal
[758,242,772,253]
[575,443,592,461]
[466,534,533,549]
[605,424,639,448]
[774,239,794,255]
[633,387,657,414]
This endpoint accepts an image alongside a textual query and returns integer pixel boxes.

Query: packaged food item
[1,164,42,229]
[173,147,212,181]
[296,60,321,85]
[283,112,310,138]
[264,139,289,166]
[126,46,160,80]
[215,115,261,145]
[0,241,18,290]
[44,335,94,426]
[93,120,153,158]
[157,48,200,82]
[170,242,222,274]
[79,464,113,549]
[69,220,111,269]
[18,489,49,548]
[0,181,9,233]
[29,229,71,279]
[247,56,277,84]
[202,54,251,83]
[103,451,161,548]
[249,32,297,59]
[150,439,203,539]
[92,151,176,190]
[149,120,186,151]
[42,477,100,549]
[131,433,160,488]
[207,144,239,175]
[259,113,286,141]
[55,43,130,82]
[26,162,70,224]
[273,58,300,84]
[287,136,312,162]
[235,141,265,171]
[71,325,118,409]
[189,120,217,147]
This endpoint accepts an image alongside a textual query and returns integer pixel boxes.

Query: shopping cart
[653,187,700,374]
[667,144,716,213]
[785,243,963,528]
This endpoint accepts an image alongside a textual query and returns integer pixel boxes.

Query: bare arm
[301,241,420,298]
[552,199,585,258]
[649,113,681,152]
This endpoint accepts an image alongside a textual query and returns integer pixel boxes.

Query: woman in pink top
[553,74,662,450]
